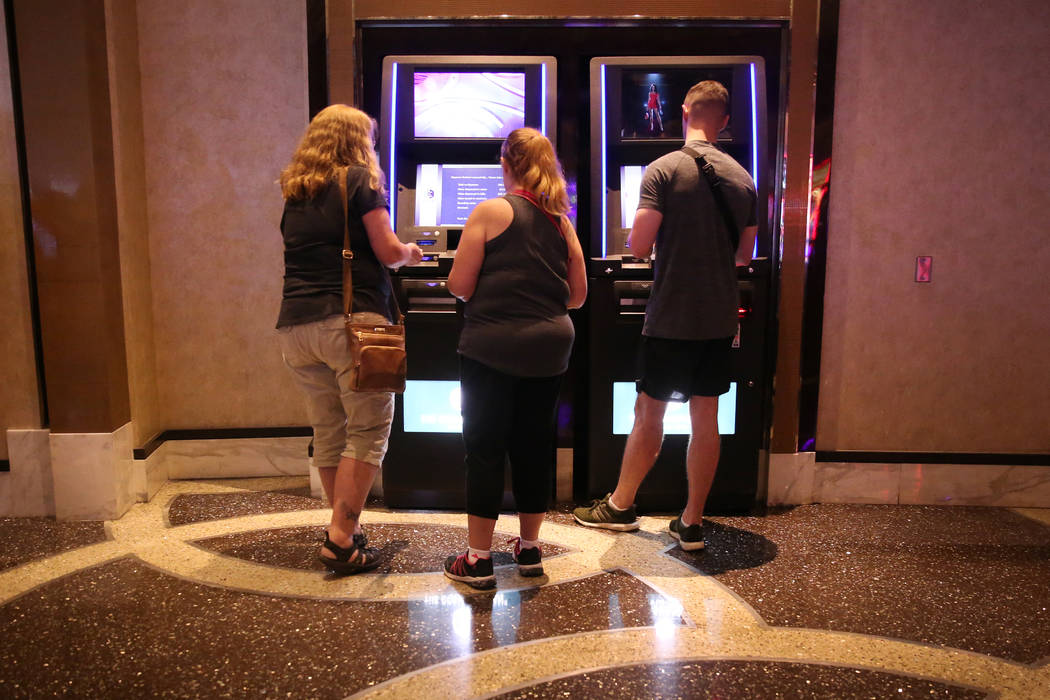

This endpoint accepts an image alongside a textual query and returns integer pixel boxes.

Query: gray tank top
[458,194,575,377]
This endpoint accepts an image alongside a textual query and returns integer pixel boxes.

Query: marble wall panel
[0,430,54,517]
[50,422,136,521]
[106,0,161,448]
[164,437,311,480]
[818,0,1050,453]
[14,0,131,434]
[144,442,169,501]
[767,456,1050,507]
[0,1,43,460]
[766,451,817,506]
[813,462,901,505]
[136,1,309,430]
[900,464,1050,507]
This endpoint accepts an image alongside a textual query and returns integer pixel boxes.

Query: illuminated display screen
[620,165,646,228]
[612,382,737,435]
[415,164,506,227]
[620,69,732,141]
[403,380,462,433]
[414,72,526,139]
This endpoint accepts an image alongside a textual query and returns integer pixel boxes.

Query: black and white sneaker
[669,515,705,551]
[512,537,544,577]
[444,552,496,589]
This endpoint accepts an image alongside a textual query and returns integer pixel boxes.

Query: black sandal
[319,532,381,575]
[321,528,368,549]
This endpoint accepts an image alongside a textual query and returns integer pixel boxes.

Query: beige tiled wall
[0,1,43,459]
[818,0,1050,452]
[136,1,309,429]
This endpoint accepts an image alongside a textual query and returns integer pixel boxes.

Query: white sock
[607,494,628,511]
[467,547,490,564]
[518,538,540,550]
[680,514,700,527]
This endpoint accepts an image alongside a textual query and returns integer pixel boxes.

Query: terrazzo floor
[1,476,1048,699]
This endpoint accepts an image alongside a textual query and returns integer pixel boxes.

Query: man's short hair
[683,80,729,120]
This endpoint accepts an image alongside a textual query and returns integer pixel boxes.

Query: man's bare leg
[609,392,668,510]
[682,395,720,525]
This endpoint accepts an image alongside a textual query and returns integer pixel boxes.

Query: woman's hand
[405,243,424,266]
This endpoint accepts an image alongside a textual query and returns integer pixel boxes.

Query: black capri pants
[460,355,563,520]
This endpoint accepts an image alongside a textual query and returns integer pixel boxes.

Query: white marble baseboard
[51,423,136,521]
[164,437,312,479]
[767,452,817,506]
[899,463,1050,507]
[768,453,1050,507]
[309,464,323,500]
[1,429,55,517]
[131,443,169,503]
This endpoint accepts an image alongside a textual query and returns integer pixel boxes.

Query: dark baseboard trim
[815,451,1050,466]
[133,427,312,460]
[0,459,9,473]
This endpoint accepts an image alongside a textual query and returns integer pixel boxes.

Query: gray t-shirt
[637,139,757,340]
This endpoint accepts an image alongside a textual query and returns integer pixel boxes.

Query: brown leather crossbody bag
[338,168,407,393]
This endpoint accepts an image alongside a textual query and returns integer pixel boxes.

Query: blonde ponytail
[501,128,569,217]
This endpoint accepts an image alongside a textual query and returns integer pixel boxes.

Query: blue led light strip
[750,62,760,258]
[389,63,398,224]
[750,62,758,188]
[541,63,547,135]
[600,64,607,256]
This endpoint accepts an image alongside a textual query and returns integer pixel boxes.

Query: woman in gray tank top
[442,128,587,589]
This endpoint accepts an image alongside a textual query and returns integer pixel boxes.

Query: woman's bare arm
[362,208,422,268]
[562,218,588,309]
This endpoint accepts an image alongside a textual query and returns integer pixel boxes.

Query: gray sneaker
[669,515,705,551]
[573,494,640,531]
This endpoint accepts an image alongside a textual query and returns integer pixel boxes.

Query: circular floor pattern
[0,477,1046,700]
[488,659,987,699]
[193,523,572,573]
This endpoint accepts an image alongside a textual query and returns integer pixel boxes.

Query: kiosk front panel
[377,55,557,508]
[585,56,773,514]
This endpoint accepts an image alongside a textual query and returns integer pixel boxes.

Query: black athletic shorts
[636,335,733,402]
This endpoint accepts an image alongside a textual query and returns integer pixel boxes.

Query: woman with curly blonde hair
[276,105,421,575]
[443,128,587,589]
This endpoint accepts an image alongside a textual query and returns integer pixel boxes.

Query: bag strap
[681,146,740,250]
[338,167,404,325]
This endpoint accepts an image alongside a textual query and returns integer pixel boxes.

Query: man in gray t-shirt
[574,80,758,550]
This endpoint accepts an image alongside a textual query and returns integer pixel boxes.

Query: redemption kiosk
[585,56,772,513]
[378,55,557,508]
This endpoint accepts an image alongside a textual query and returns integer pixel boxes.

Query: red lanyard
[510,189,564,240]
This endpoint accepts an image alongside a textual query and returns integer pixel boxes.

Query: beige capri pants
[277,313,395,468]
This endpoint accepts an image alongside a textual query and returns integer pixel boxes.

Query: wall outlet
[915,256,932,282]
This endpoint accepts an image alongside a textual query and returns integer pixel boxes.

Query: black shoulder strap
[681,146,740,250]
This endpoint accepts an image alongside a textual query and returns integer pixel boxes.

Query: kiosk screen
[612,382,737,435]
[620,68,732,140]
[414,71,526,139]
[415,164,507,227]
[620,165,646,228]
[403,380,463,433]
